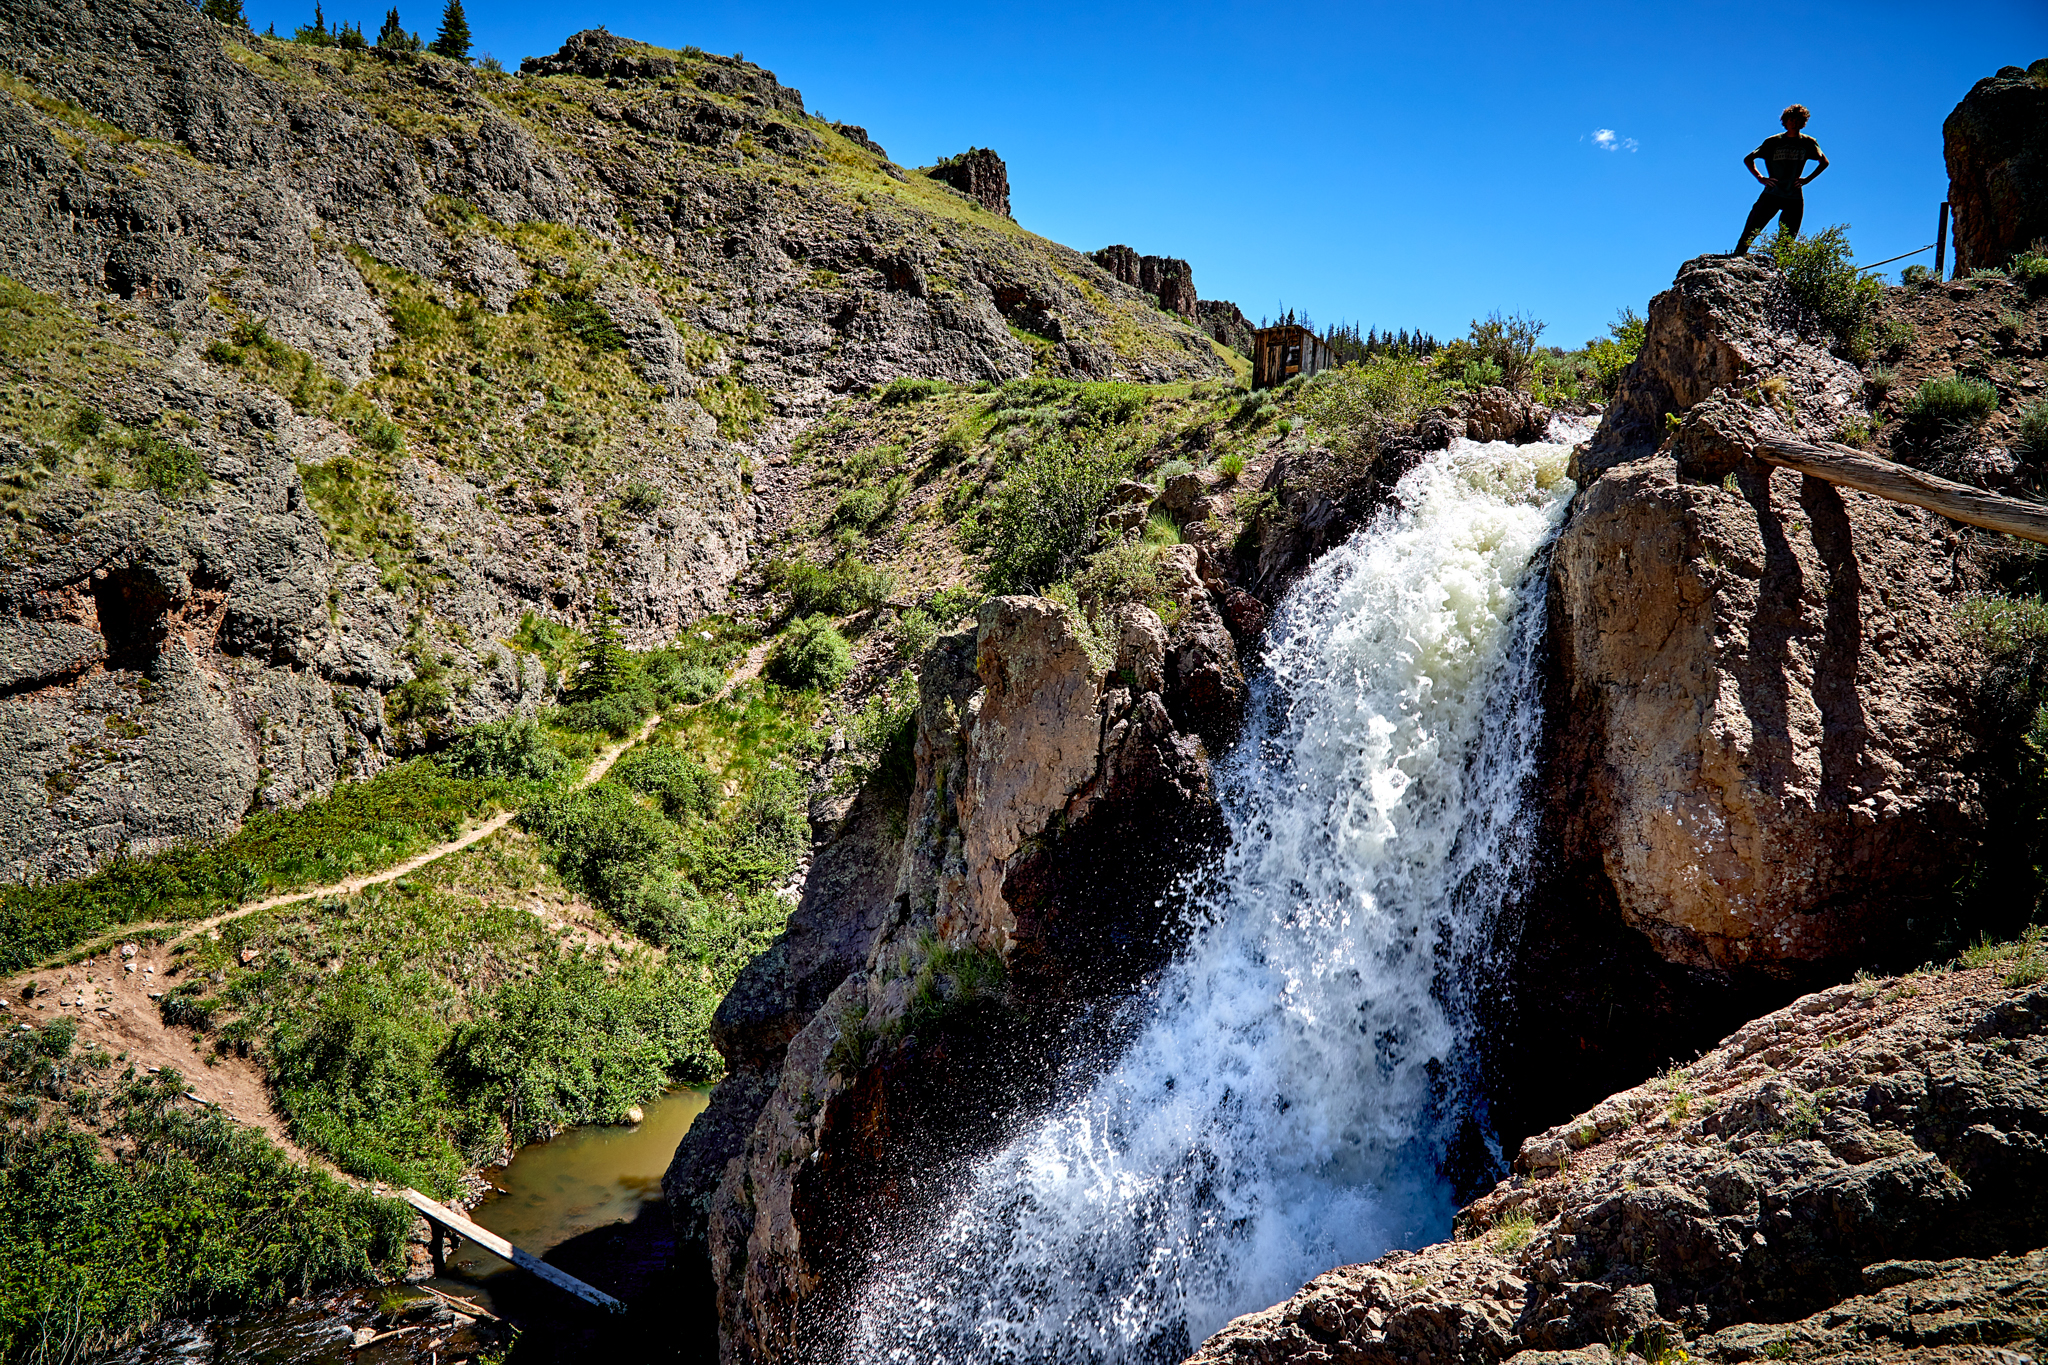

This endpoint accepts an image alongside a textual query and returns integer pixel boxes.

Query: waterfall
[849,425,1583,1363]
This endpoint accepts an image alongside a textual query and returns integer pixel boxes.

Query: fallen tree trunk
[1754,432,2048,546]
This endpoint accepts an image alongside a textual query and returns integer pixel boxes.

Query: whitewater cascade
[850,427,1583,1363]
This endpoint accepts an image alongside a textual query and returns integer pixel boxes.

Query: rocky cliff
[1093,244,1200,319]
[924,147,1012,219]
[1944,58,2048,272]
[1491,255,2002,1139]
[1190,961,2048,1365]
[666,562,1251,1361]
[0,0,1234,879]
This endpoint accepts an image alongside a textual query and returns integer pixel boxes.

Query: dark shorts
[1739,188,1804,246]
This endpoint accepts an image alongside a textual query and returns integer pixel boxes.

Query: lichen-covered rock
[1581,255,1868,476]
[1943,59,2048,273]
[1189,971,2048,1365]
[692,577,1241,1363]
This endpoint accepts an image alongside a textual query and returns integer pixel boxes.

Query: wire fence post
[1935,202,1948,279]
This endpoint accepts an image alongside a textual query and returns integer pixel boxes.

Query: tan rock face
[1542,253,1986,976]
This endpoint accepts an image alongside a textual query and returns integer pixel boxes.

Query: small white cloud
[1587,128,1639,153]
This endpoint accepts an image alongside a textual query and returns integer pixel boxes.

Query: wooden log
[1752,432,2048,547]
[398,1189,626,1314]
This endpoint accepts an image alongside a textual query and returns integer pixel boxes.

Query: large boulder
[1189,970,2048,1365]
[924,147,1012,218]
[1944,59,2048,272]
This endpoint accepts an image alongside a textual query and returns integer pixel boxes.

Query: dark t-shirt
[1752,131,1823,194]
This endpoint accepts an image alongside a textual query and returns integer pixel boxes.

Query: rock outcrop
[1093,245,1200,319]
[924,147,1012,218]
[1943,59,2048,272]
[1190,968,2048,1365]
[670,569,1246,1362]
[1198,299,1255,357]
[1500,253,1991,1140]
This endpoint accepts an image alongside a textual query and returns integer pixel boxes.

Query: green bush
[1296,353,1447,457]
[640,649,722,705]
[0,1067,408,1363]
[1901,263,1935,286]
[1903,375,1999,432]
[549,296,624,351]
[686,766,810,898]
[127,431,207,497]
[548,692,645,736]
[877,377,952,405]
[447,954,715,1143]
[609,745,720,822]
[891,606,938,660]
[974,435,1137,594]
[1218,451,1246,481]
[1069,382,1148,428]
[1072,538,1164,616]
[1761,224,1884,353]
[520,783,680,913]
[1459,358,1506,390]
[269,971,466,1192]
[833,484,892,530]
[438,715,566,782]
[2013,251,2048,296]
[387,295,447,342]
[767,615,854,690]
[766,554,894,616]
[2019,400,2048,457]
[1585,308,1645,397]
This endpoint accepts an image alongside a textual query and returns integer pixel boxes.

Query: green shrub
[1865,364,1898,398]
[1875,317,1915,360]
[1761,224,1884,353]
[684,767,810,900]
[519,782,680,913]
[1459,358,1505,390]
[0,1071,408,1362]
[1903,375,1998,432]
[620,479,662,515]
[925,585,980,625]
[609,745,720,821]
[1901,263,1934,286]
[877,377,951,405]
[1072,538,1163,616]
[549,692,644,736]
[550,296,624,352]
[1218,451,1246,481]
[1579,308,1646,398]
[1069,382,1148,428]
[639,649,722,705]
[126,431,207,496]
[891,607,938,660]
[766,554,894,616]
[2013,251,2048,295]
[387,295,447,341]
[438,715,566,782]
[833,484,893,530]
[1297,353,1447,456]
[269,971,465,1192]
[446,954,716,1143]
[767,616,854,691]
[2019,400,2048,457]
[974,435,1137,594]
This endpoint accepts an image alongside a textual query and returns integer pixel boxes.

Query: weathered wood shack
[1253,324,1334,388]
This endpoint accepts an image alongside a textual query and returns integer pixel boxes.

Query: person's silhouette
[1734,104,1829,254]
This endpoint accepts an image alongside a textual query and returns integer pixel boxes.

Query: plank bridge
[398,1187,626,1315]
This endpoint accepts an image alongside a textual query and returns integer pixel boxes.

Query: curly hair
[1781,104,1811,128]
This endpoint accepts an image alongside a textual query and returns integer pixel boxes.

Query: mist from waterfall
[849,426,1584,1363]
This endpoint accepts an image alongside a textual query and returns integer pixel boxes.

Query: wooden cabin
[1252,324,1334,389]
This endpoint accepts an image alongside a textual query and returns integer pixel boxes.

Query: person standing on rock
[1733,104,1829,254]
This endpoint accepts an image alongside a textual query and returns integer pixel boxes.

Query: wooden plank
[398,1188,626,1314]
[1752,433,2048,547]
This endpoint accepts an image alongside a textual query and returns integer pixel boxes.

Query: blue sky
[255,0,2048,349]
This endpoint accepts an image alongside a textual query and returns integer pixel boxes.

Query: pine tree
[430,0,471,61]
[376,7,415,50]
[313,2,326,34]
[199,0,249,28]
[571,591,630,701]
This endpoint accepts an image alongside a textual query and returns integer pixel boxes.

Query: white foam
[849,428,1582,1363]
